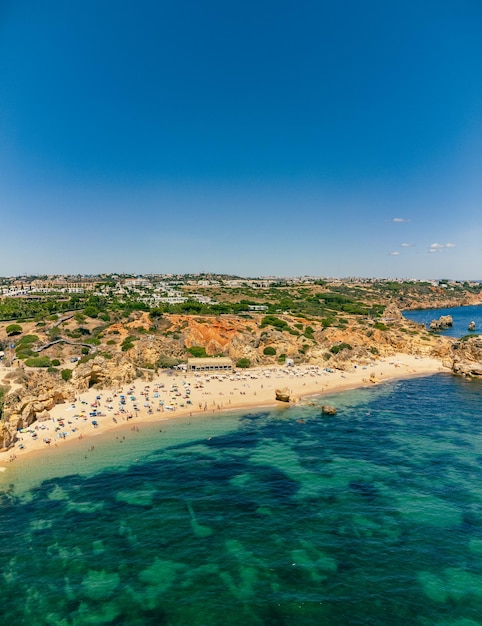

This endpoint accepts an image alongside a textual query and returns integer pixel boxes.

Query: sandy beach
[0,354,448,467]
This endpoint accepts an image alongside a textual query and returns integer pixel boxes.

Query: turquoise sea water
[2,374,482,625]
[403,304,482,338]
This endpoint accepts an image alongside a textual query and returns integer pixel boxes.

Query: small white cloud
[389,251,401,256]
[393,217,410,223]
[429,242,455,253]
[401,243,414,247]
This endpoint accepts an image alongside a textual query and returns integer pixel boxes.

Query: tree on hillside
[6,324,22,336]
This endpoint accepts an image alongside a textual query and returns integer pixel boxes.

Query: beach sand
[0,354,447,467]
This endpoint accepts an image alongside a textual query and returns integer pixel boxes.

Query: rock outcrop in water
[321,405,337,415]
[429,315,453,331]
[468,321,476,331]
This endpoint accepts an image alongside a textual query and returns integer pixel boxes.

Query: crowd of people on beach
[10,365,331,454]
[1,355,441,463]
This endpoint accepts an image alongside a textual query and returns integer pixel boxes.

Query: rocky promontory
[449,336,482,379]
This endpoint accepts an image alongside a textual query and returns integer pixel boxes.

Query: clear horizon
[1,1,481,279]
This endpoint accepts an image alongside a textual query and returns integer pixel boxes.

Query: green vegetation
[263,346,276,356]
[51,359,61,366]
[15,335,40,359]
[373,322,389,331]
[330,342,353,354]
[6,323,22,336]
[459,334,481,342]
[84,337,101,346]
[157,355,182,368]
[61,368,73,381]
[16,347,35,359]
[260,315,298,334]
[321,317,335,328]
[17,334,39,345]
[187,346,208,358]
[0,385,8,420]
[0,296,84,322]
[121,336,137,351]
[260,315,288,330]
[84,306,99,318]
[25,356,51,368]
[79,353,95,364]
[149,308,163,322]
[236,357,251,368]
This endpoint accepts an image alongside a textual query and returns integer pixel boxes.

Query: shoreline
[0,354,448,469]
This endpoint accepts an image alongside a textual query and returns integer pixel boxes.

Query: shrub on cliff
[187,346,207,358]
[157,355,182,368]
[373,322,389,331]
[263,346,276,356]
[25,356,51,368]
[121,336,137,351]
[236,358,251,368]
[321,317,335,329]
[330,343,353,355]
[260,316,287,330]
[61,368,73,381]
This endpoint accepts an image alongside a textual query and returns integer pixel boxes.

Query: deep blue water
[2,374,482,625]
[403,304,482,338]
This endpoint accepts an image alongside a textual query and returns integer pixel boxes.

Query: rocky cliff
[449,336,482,378]
[0,370,74,450]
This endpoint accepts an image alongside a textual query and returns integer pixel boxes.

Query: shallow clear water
[2,374,482,625]
[403,304,482,338]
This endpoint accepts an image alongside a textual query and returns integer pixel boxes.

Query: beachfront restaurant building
[187,357,233,372]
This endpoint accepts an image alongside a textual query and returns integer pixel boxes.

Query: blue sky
[1,0,481,278]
